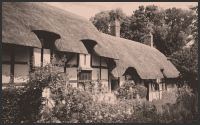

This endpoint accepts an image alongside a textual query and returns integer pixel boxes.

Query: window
[79,71,92,82]
[151,83,159,91]
[2,44,30,84]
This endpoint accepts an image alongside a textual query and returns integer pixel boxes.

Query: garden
[2,64,198,123]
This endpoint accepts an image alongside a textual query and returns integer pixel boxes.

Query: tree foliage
[170,5,198,91]
[90,5,196,56]
[90,4,198,89]
[89,8,126,34]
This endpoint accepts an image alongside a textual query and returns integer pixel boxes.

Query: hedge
[2,87,43,123]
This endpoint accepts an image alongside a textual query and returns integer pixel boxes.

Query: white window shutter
[33,48,41,67]
[43,49,51,66]
[86,54,91,67]
[79,54,84,67]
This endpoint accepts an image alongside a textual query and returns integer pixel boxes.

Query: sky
[45,2,198,20]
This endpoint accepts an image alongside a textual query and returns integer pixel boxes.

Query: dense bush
[2,59,197,123]
[2,87,22,123]
[2,87,43,123]
[51,87,94,123]
[116,81,147,100]
[175,86,198,122]
[135,85,147,99]
[2,60,68,123]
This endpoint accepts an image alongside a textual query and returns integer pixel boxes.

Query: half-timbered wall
[2,44,30,86]
[91,54,109,90]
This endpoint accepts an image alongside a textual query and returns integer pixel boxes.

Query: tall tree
[130,5,158,42]
[89,10,110,34]
[189,5,198,42]
[164,7,195,55]
[89,8,126,34]
[120,16,132,40]
[90,5,196,57]
[170,5,198,91]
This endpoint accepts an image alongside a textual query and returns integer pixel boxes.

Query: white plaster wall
[33,48,41,67]
[152,91,160,100]
[119,75,125,87]
[149,83,162,101]
[101,69,108,80]
[149,83,153,101]
[101,58,107,67]
[2,64,10,83]
[101,69,109,91]
[79,54,84,67]
[14,64,29,83]
[66,67,77,88]
[43,49,51,66]
[159,83,163,99]
[15,46,30,62]
[92,54,100,66]
[92,68,100,80]
[86,54,91,67]
[66,67,77,80]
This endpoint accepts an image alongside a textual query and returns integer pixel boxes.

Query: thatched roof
[2,2,179,79]
[101,33,179,79]
[2,2,118,59]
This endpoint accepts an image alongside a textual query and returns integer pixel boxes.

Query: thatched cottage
[2,2,179,101]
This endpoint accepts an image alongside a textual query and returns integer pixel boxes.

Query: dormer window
[32,30,61,67]
[79,54,92,70]
[78,39,97,70]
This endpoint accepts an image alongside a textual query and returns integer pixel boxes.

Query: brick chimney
[110,19,120,37]
[141,32,153,47]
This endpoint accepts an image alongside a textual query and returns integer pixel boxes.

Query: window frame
[2,44,30,84]
[78,70,92,82]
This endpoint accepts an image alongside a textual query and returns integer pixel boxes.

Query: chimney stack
[141,32,153,47]
[110,19,120,37]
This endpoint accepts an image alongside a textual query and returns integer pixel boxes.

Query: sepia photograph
[2,2,198,123]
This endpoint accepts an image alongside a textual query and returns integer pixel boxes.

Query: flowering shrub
[135,85,147,99]
[116,81,147,100]
[2,54,198,123]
